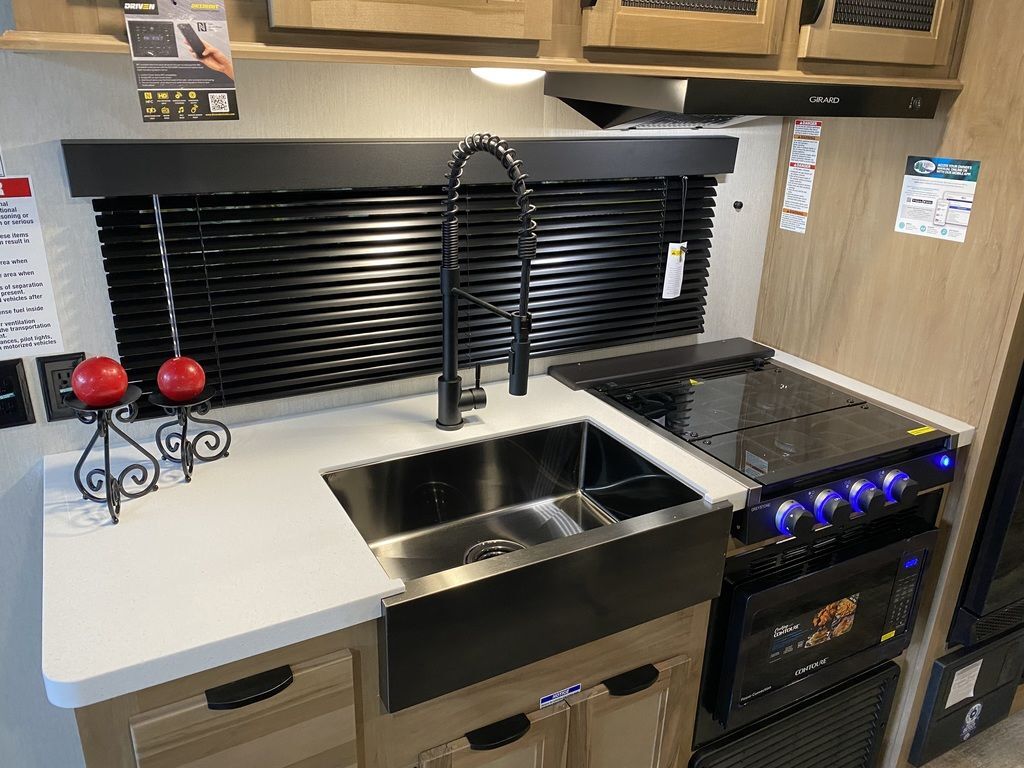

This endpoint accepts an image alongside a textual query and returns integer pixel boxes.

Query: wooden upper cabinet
[798,0,966,65]
[581,0,789,55]
[267,0,554,41]
[129,650,360,768]
[564,656,691,768]
[419,704,569,768]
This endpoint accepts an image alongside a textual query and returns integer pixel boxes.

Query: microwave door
[716,532,934,723]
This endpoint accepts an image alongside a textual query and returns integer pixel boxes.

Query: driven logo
[123,2,158,13]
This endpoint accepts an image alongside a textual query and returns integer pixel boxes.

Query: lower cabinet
[418,704,570,768]
[128,649,360,768]
[565,655,691,768]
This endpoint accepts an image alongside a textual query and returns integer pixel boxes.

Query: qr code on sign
[208,93,230,113]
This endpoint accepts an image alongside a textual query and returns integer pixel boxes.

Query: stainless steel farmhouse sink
[323,421,732,711]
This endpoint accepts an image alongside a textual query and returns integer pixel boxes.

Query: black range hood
[544,72,943,129]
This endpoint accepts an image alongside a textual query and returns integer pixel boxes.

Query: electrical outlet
[37,352,86,422]
[0,358,35,429]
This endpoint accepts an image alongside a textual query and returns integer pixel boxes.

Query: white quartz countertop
[42,356,975,710]
[41,375,751,709]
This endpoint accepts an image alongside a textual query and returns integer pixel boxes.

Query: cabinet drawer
[419,704,569,768]
[565,655,691,768]
[129,649,359,768]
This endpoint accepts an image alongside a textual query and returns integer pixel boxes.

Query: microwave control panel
[881,549,927,641]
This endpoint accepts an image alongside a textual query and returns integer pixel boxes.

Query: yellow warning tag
[881,630,897,642]
[689,378,702,386]
[907,426,936,436]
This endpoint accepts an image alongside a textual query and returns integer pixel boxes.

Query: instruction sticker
[946,659,983,709]
[780,119,822,234]
[0,177,65,357]
[540,683,580,708]
[895,156,980,243]
[123,1,239,122]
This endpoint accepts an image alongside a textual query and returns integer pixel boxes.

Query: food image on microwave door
[809,594,860,644]
[833,615,855,637]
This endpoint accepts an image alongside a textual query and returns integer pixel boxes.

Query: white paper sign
[0,177,64,357]
[662,241,686,299]
[946,658,984,709]
[895,157,980,243]
[780,119,822,234]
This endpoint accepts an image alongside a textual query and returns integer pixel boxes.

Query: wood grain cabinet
[798,0,967,66]
[564,656,691,768]
[128,649,360,768]
[581,0,789,55]
[418,704,570,768]
[267,0,554,41]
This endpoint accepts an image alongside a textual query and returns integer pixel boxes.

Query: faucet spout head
[509,311,532,396]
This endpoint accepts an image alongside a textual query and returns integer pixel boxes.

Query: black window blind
[92,175,716,410]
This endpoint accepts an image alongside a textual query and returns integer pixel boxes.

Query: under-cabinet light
[471,68,546,86]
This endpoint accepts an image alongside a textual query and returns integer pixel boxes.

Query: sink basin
[323,420,731,712]
[324,421,699,581]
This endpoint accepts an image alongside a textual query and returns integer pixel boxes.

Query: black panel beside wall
[75,138,736,412]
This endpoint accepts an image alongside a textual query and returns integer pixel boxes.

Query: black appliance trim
[691,662,900,768]
[378,498,732,712]
[61,136,739,198]
[951,353,1024,647]
[547,337,774,390]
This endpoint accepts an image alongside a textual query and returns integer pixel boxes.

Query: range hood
[544,72,942,129]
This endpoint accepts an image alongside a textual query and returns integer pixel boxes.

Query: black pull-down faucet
[436,134,537,430]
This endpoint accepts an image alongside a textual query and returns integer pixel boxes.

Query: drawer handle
[603,664,660,696]
[465,712,531,750]
[205,665,294,710]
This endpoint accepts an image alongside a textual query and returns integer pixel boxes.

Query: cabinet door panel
[798,0,966,65]
[581,0,788,54]
[419,704,569,768]
[566,655,691,768]
[268,0,553,41]
[129,650,359,768]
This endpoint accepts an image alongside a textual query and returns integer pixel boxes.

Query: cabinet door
[267,0,553,41]
[798,0,966,65]
[419,704,569,768]
[565,655,691,768]
[581,0,788,55]
[129,650,359,768]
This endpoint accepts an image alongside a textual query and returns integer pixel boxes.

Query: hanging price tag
[662,242,686,299]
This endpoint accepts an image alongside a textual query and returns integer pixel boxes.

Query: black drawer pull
[466,712,531,750]
[205,665,294,710]
[603,664,660,696]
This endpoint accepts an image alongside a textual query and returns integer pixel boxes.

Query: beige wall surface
[0,51,780,768]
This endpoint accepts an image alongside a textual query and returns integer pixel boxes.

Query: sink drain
[464,539,525,564]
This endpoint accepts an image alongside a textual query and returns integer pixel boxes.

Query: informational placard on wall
[779,119,822,234]
[0,177,65,357]
[895,156,980,243]
[123,1,239,122]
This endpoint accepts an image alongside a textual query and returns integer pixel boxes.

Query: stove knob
[884,470,920,505]
[813,490,852,526]
[849,480,885,516]
[776,500,816,540]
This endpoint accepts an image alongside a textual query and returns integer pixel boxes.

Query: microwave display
[768,593,860,663]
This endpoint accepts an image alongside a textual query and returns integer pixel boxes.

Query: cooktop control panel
[741,450,956,544]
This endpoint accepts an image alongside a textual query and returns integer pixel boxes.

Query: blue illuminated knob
[776,500,816,540]
[884,470,920,505]
[849,479,885,516]
[813,490,852,526]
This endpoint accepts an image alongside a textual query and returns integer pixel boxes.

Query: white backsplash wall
[0,49,781,768]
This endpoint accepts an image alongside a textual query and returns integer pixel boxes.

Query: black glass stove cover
[599,364,935,487]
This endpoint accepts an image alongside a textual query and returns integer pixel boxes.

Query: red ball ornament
[157,357,206,403]
[71,357,129,408]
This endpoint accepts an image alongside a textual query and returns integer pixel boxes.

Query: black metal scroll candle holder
[70,385,161,525]
[150,387,231,483]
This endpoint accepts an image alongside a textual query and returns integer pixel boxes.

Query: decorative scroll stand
[150,387,231,483]
[70,385,161,525]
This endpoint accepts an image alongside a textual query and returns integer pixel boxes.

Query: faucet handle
[474,363,482,390]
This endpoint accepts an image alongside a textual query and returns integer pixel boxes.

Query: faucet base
[435,419,464,431]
